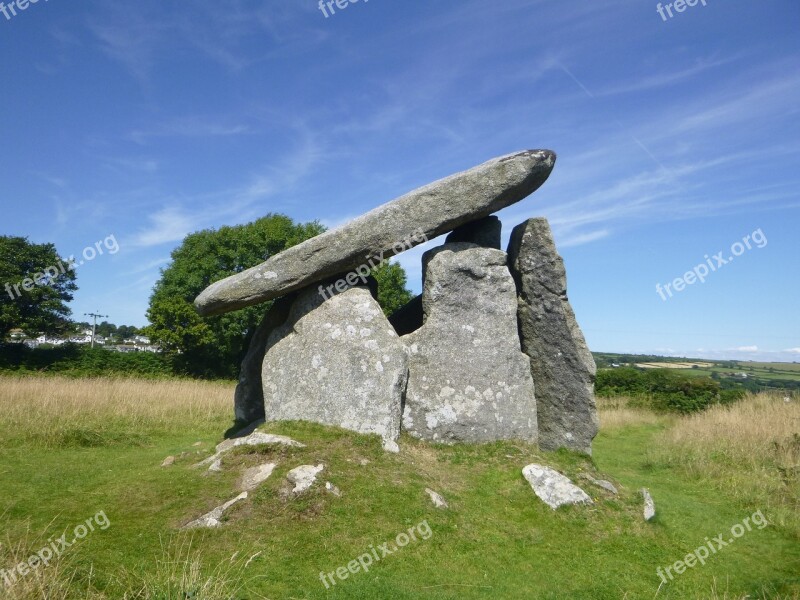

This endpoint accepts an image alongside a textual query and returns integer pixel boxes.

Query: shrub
[0,344,172,378]
[596,366,724,413]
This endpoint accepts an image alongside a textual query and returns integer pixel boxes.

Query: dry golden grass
[111,535,268,600]
[597,395,670,430]
[650,392,800,532]
[0,375,233,446]
[660,392,800,470]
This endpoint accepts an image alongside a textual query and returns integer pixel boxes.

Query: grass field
[0,377,798,599]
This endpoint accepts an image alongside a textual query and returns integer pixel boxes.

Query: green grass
[0,383,798,598]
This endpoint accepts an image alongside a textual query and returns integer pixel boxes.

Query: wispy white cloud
[103,157,160,173]
[731,345,759,353]
[86,0,324,84]
[133,207,197,248]
[124,256,171,275]
[595,56,736,96]
[558,229,610,248]
[129,126,324,247]
[129,117,252,145]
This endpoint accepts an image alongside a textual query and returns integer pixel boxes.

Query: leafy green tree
[372,261,414,317]
[0,236,77,339]
[72,321,91,334]
[96,321,117,338]
[144,215,322,378]
[146,296,215,352]
[116,325,140,339]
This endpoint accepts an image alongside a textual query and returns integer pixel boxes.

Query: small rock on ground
[287,464,324,494]
[578,473,618,495]
[161,456,175,467]
[240,463,276,491]
[642,488,656,521]
[325,481,342,496]
[183,492,248,529]
[425,488,449,509]
[383,440,400,453]
[196,431,304,469]
[522,464,593,510]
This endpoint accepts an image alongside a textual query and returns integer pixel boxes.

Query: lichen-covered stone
[402,244,537,443]
[522,464,592,510]
[262,284,407,448]
[508,218,598,455]
[233,295,295,425]
[195,151,556,316]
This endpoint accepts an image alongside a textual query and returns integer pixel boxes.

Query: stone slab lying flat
[240,462,277,491]
[183,492,248,529]
[195,150,556,316]
[287,464,324,494]
[642,488,656,521]
[195,431,304,470]
[522,464,593,510]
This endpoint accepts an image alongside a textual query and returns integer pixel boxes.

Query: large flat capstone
[195,150,555,316]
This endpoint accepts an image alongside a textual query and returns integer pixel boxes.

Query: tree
[96,321,117,338]
[146,296,214,352]
[116,325,139,339]
[145,214,327,378]
[0,236,77,339]
[372,261,414,317]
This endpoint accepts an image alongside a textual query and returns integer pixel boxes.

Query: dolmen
[194,149,599,455]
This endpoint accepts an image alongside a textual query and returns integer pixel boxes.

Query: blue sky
[1,0,798,361]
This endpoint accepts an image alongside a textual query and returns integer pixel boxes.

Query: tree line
[1,214,414,379]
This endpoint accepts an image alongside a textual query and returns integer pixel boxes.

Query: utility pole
[84,312,108,349]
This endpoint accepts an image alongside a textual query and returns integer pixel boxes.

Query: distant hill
[593,352,800,393]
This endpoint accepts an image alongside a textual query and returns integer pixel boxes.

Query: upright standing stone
[508,218,598,455]
[402,243,537,443]
[262,283,407,449]
[233,295,295,425]
[445,216,501,249]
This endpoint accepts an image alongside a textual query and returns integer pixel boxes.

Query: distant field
[739,361,800,372]
[596,353,800,391]
[635,362,714,369]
